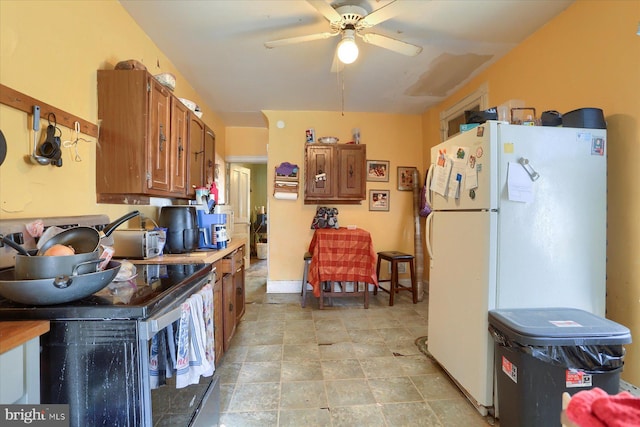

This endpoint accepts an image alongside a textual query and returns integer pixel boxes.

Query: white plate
[318,136,339,144]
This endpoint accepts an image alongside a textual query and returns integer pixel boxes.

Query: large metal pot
[0,261,121,305]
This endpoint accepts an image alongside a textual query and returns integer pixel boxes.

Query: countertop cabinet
[217,246,245,353]
[304,144,366,204]
[234,246,246,322]
[0,321,50,404]
[97,69,190,200]
[222,273,236,352]
[212,263,224,366]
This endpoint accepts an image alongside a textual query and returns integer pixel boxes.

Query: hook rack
[0,84,98,138]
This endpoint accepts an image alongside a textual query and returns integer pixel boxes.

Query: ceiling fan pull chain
[341,70,345,116]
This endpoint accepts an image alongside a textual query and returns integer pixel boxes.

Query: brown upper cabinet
[187,114,216,199]
[188,114,205,198]
[97,70,214,202]
[304,144,366,204]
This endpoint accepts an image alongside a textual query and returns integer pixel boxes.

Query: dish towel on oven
[176,293,213,388]
[198,283,215,374]
[149,330,170,389]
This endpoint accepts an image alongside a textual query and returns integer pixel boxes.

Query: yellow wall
[263,111,423,282]
[0,0,226,222]
[421,0,640,385]
[226,127,268,157]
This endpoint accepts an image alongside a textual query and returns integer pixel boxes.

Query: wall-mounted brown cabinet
[97,70,214,202]
[187,116,216,199]
[304,144,366,204]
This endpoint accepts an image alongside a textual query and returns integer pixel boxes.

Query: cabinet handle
[229,303,234,312]
[194,149,204,158]
[349,164,354,177]
[159,124,166,152]
[178,139,184,159]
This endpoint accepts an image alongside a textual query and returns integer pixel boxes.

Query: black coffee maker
[158,206,199,254]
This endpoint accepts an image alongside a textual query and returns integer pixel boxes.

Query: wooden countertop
[0,321,50,355]
[126,239,245,265]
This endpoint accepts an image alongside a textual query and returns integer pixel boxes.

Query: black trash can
[488,307,632,427]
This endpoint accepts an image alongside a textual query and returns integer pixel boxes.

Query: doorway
[228,161,267,262]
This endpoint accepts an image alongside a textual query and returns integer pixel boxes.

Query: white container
[256,243,267,259]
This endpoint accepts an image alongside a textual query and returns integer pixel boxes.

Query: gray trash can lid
[489,307,632,346]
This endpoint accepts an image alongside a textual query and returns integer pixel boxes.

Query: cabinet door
[305,145,334,199]
[213,270,224,366]
[148,78,172,192]
[234,247,245,322]
[188,115,206,198]
[204,127,216,187]
[222,273,236,352]
[337,145,366,199]
[170,98,189,196]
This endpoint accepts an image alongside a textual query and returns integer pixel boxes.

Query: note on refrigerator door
[507,162,534,203]
[431,156,452,197]
[447,160,466,199]
[465,155,478,190]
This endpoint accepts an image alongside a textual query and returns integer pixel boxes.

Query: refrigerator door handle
[426,211,434,259]
[426,163,434,207]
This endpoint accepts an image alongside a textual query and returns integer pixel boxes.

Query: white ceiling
[119,0,573,128]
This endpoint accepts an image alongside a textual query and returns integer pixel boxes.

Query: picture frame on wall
[366,160,390,182]
[305,128,315,143]
[397,166,417,191]
[369,189,390,211]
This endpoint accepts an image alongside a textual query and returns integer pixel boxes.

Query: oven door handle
[139,304,183,340]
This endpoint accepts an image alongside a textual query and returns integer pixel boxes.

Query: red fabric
[567,388,640,427]
[307,228,378,297]
[592,392,640,427]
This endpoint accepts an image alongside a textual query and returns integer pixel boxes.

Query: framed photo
[366,160,390,182]
[305,128,315,143]
[397,166,417,191]
[369,189,390,211]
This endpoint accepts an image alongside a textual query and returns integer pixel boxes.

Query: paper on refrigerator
[507,162,534,203]
[430,155,453,197]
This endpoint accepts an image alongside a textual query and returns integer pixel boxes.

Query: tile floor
[217,258,496,426]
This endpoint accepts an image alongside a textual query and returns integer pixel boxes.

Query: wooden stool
[374,251,417,306]
[300,252,312,308]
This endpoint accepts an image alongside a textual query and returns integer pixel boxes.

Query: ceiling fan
[264,0,422,68]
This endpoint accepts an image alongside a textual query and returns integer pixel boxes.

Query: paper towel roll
[274,192,298,200]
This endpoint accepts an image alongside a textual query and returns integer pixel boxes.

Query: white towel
[175,301,192,389]
[187,293,212,381]
[166,322,176,378]
[175,294,213,388]
[150,333,160,389]
[198,284,215,375]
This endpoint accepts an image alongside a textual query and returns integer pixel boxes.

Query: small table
[307,228,378,309]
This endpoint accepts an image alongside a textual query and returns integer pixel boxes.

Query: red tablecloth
[307,228,378,298]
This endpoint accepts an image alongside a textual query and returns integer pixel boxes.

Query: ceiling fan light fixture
[337,29,358,64]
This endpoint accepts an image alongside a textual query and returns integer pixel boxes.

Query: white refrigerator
[425,121,607,414]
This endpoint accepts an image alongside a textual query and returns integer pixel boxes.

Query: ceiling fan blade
[357,0,399,28]
[264,31,339,48]
[307,0,342,24]
[360,32,422,56]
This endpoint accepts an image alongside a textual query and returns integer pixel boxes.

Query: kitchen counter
[0,320,50,355]
[126,239,245,265]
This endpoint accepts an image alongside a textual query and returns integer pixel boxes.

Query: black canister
[158,206,199,253]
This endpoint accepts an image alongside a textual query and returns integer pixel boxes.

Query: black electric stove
[0,262,211,320]
[0,213,214,320]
